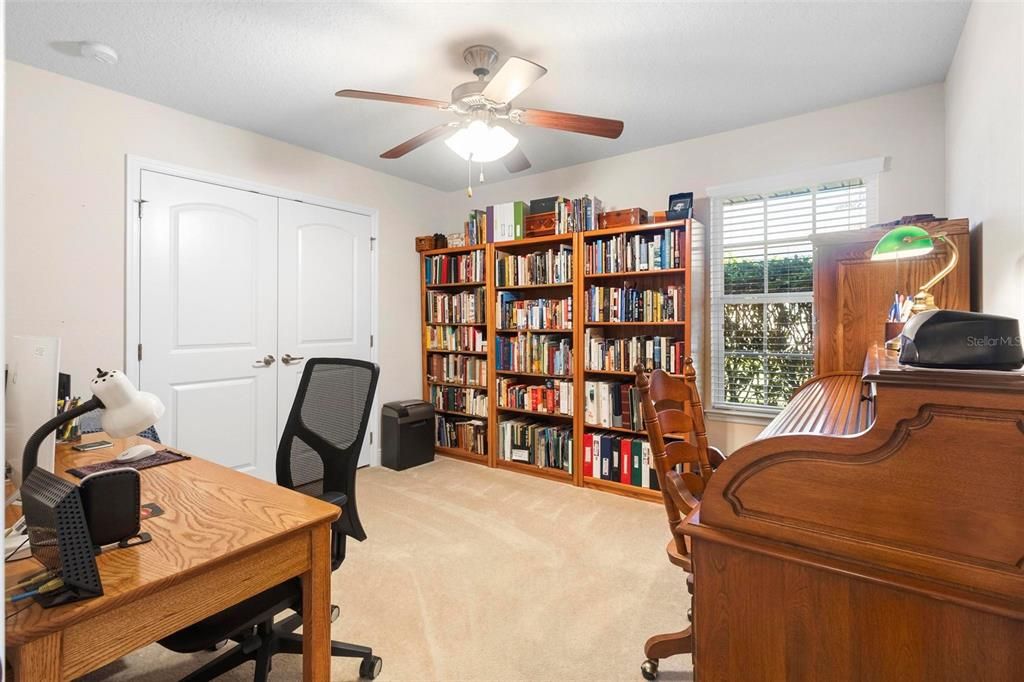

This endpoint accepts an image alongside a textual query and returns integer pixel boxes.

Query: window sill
[705,407,776,426]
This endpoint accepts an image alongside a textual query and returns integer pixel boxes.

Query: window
[708,161,881,414]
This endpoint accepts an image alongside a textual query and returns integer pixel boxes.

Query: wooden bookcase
[418,218,693,501]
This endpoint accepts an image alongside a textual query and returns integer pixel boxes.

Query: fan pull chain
[466,155,473,198]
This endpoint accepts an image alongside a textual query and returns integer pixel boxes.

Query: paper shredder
[381,400,435,471]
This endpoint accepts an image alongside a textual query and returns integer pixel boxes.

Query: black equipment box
[381,400,435,471]
[900,309,1024,370]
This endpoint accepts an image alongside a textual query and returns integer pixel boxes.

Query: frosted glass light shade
[445,121,519,162]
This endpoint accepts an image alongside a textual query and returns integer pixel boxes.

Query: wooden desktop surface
[5,432,340,681]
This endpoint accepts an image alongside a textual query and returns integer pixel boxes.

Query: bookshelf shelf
[584,268,686,280]
[419,212,693,498]
[435,446,488,463]
[584,368,679,377]
[497,370,573,379]
[496,282,573,290]
[496,459,573,483]
[427,380,488,390]
[425,281,486,289]
[583,423,686,440]
[433,408,488,419]
[584,321,685,327]
[496,406,573,420]
[583,476,662,502]
[425,322,486,327]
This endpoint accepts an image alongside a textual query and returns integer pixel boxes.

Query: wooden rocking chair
[634,358,724,680]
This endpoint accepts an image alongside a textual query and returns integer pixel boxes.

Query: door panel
[140,171,279,480]
[278,200,374,466]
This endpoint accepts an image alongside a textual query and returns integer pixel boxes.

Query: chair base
[179,611,380,682]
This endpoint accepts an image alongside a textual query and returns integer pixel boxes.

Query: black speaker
[21,468,103,607]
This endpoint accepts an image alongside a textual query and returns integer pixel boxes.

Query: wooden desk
[685,347,1024,681]
[5,433,340,681]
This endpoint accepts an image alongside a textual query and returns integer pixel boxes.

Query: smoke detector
[79,41,118,65]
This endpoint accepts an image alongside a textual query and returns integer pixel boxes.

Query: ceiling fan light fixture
[445,120,518,163]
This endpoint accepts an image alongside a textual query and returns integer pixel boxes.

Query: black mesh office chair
[159,358,382,681]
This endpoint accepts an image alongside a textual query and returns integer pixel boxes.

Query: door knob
[282,354,305,365]
[253,354,276,367]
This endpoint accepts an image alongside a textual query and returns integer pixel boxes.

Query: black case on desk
[21,469,103,607]
[79,467,141,546]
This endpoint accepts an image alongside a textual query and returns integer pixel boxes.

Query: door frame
[124,155,382,467]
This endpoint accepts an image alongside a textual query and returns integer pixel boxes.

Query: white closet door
[139,171,279,480]
[277,199,374,466]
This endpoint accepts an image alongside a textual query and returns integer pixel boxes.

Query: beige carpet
[81,458,693,681]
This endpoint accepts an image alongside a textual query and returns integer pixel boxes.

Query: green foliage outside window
[722,255,815,408]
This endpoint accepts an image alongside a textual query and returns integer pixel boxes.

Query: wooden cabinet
[812,219,971,374]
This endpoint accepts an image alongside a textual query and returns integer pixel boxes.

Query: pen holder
[884,322,906,351]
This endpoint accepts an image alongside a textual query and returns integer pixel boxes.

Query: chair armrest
[317,491,348,509]
[707,446,726,470]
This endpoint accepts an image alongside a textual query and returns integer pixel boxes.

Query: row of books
[497,293,572,330]
[583,432,661,490]
[495,245,573,287]
[554,195,603,233]
[584,228,684,274]
[424,251,485,285]
[426,290,485,325]
[583,331,688,375]
[585,285,684,323]
[429,385,488,417]
[495,333,572,376]
[498,419,574,472]
[427,326,486,353]
[465,202,529,245]
[435,415,487,455]
[497,378,573,416]
[584,380,643,431]
[427,354,487,387]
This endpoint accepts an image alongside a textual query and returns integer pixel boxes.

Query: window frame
[707,158,884,418]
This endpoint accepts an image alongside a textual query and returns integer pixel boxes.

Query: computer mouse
[116,444,157,463]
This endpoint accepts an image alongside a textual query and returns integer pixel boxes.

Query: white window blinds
[710,177,874,412]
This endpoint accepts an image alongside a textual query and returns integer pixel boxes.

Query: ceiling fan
[336,45,624,175]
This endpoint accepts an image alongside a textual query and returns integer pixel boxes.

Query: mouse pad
[66,449,191,479]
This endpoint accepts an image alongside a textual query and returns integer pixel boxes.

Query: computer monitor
[5,335,61,490]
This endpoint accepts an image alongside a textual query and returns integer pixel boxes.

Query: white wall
[5,61,443,406]
[442,84,948,451]
[946,1,1024,321]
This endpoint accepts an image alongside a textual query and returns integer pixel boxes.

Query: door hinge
[135,198,148,220]
[370,335,374,348]
[137,343,143,361]
[369,432,373,445]
[370,237,377,252]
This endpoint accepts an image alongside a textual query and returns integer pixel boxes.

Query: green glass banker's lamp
[870,225,960,315]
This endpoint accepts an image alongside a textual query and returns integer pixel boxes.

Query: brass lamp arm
[919,233,959,294]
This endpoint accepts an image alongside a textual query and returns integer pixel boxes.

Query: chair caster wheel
[360,655,383,679]
[641,658,659,680]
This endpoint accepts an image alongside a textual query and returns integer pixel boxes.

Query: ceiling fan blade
[516,108,624,139]
[336,89,449,110]
[503,147,531,173]
[482,57,547,104]
[380,124,454,159]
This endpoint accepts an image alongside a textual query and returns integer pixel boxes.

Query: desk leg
[12,632,62,681]
[301,522,332,681]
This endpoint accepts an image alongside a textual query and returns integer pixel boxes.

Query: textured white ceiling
[6,1,970,191]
